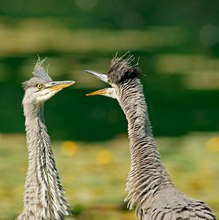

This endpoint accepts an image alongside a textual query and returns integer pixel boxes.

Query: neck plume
[117,79,173,210]
[17,102,69,220]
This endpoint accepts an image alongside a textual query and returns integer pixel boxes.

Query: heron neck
[118,79,173,209]
[21,102,69,219]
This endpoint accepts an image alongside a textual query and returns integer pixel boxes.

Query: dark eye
[36,84,43,89]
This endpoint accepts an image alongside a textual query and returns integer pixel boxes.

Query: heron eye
[36,84,44,89]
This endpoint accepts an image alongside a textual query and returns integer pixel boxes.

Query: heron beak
[84,70,116,98]
[86,88,108,96]
[84,70,109,83]
[86,88,116,99]
[47,81,75,91]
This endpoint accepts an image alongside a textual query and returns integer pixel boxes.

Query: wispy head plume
[33,57,52,82]
[108,52,142,84]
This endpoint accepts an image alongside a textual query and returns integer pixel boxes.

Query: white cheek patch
[36,88,60,104]
[106,88,117,99]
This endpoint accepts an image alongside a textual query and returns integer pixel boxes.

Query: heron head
[85,53,141,99]
[22,58,75,105]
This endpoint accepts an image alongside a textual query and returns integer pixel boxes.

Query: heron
[17,58,74,220]
[85,54,216,220]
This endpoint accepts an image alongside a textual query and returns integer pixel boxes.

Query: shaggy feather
[107,54,216,220]
[17,60,69,220]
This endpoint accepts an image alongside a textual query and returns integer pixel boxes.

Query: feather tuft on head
[108,52,142,84]
[33,57,52,82]
[22,57,52,90]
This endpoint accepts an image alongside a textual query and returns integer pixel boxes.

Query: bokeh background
[0,0,219,219]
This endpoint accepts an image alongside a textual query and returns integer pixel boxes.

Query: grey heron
[85,54,216,220]
[17,58,74,220]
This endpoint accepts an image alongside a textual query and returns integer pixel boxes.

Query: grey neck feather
[108,55,215,220]
[17,99,69,220]
[117,78,174,210]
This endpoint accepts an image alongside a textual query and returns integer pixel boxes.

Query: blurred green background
[0,0,219,219]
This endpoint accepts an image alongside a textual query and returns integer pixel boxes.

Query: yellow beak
[49,81,75,91]
[86,88,108,96]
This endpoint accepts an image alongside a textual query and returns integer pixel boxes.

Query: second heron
[85,54,216,220]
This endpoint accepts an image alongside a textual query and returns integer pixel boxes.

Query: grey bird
[85,54,216,220]
[17,59,74,220]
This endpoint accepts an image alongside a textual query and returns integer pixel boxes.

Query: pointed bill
[84,70,108,83]
[47,81,75,91]
[86,88,109,96]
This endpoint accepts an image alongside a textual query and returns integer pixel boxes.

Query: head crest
[22,57,52,90]
[108,52,141,84]
[33,57,52,82]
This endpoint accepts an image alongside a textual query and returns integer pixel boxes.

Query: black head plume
[108,53,142,84]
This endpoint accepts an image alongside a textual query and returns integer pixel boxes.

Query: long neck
[20,101,69,220]
[117,79,173,209]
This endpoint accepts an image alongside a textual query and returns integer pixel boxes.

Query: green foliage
[1,0,219,28]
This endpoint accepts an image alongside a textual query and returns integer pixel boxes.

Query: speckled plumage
[91,54,216,220]
[17,59,69,220]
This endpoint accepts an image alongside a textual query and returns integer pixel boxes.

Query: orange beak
[49,81,75,91]
[86,88,108,96]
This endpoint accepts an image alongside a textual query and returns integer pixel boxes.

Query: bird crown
[108,52,142,84]
[33,57,52,82]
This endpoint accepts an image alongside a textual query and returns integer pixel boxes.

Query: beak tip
[86,92,94,96]
[84,70,92,74]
